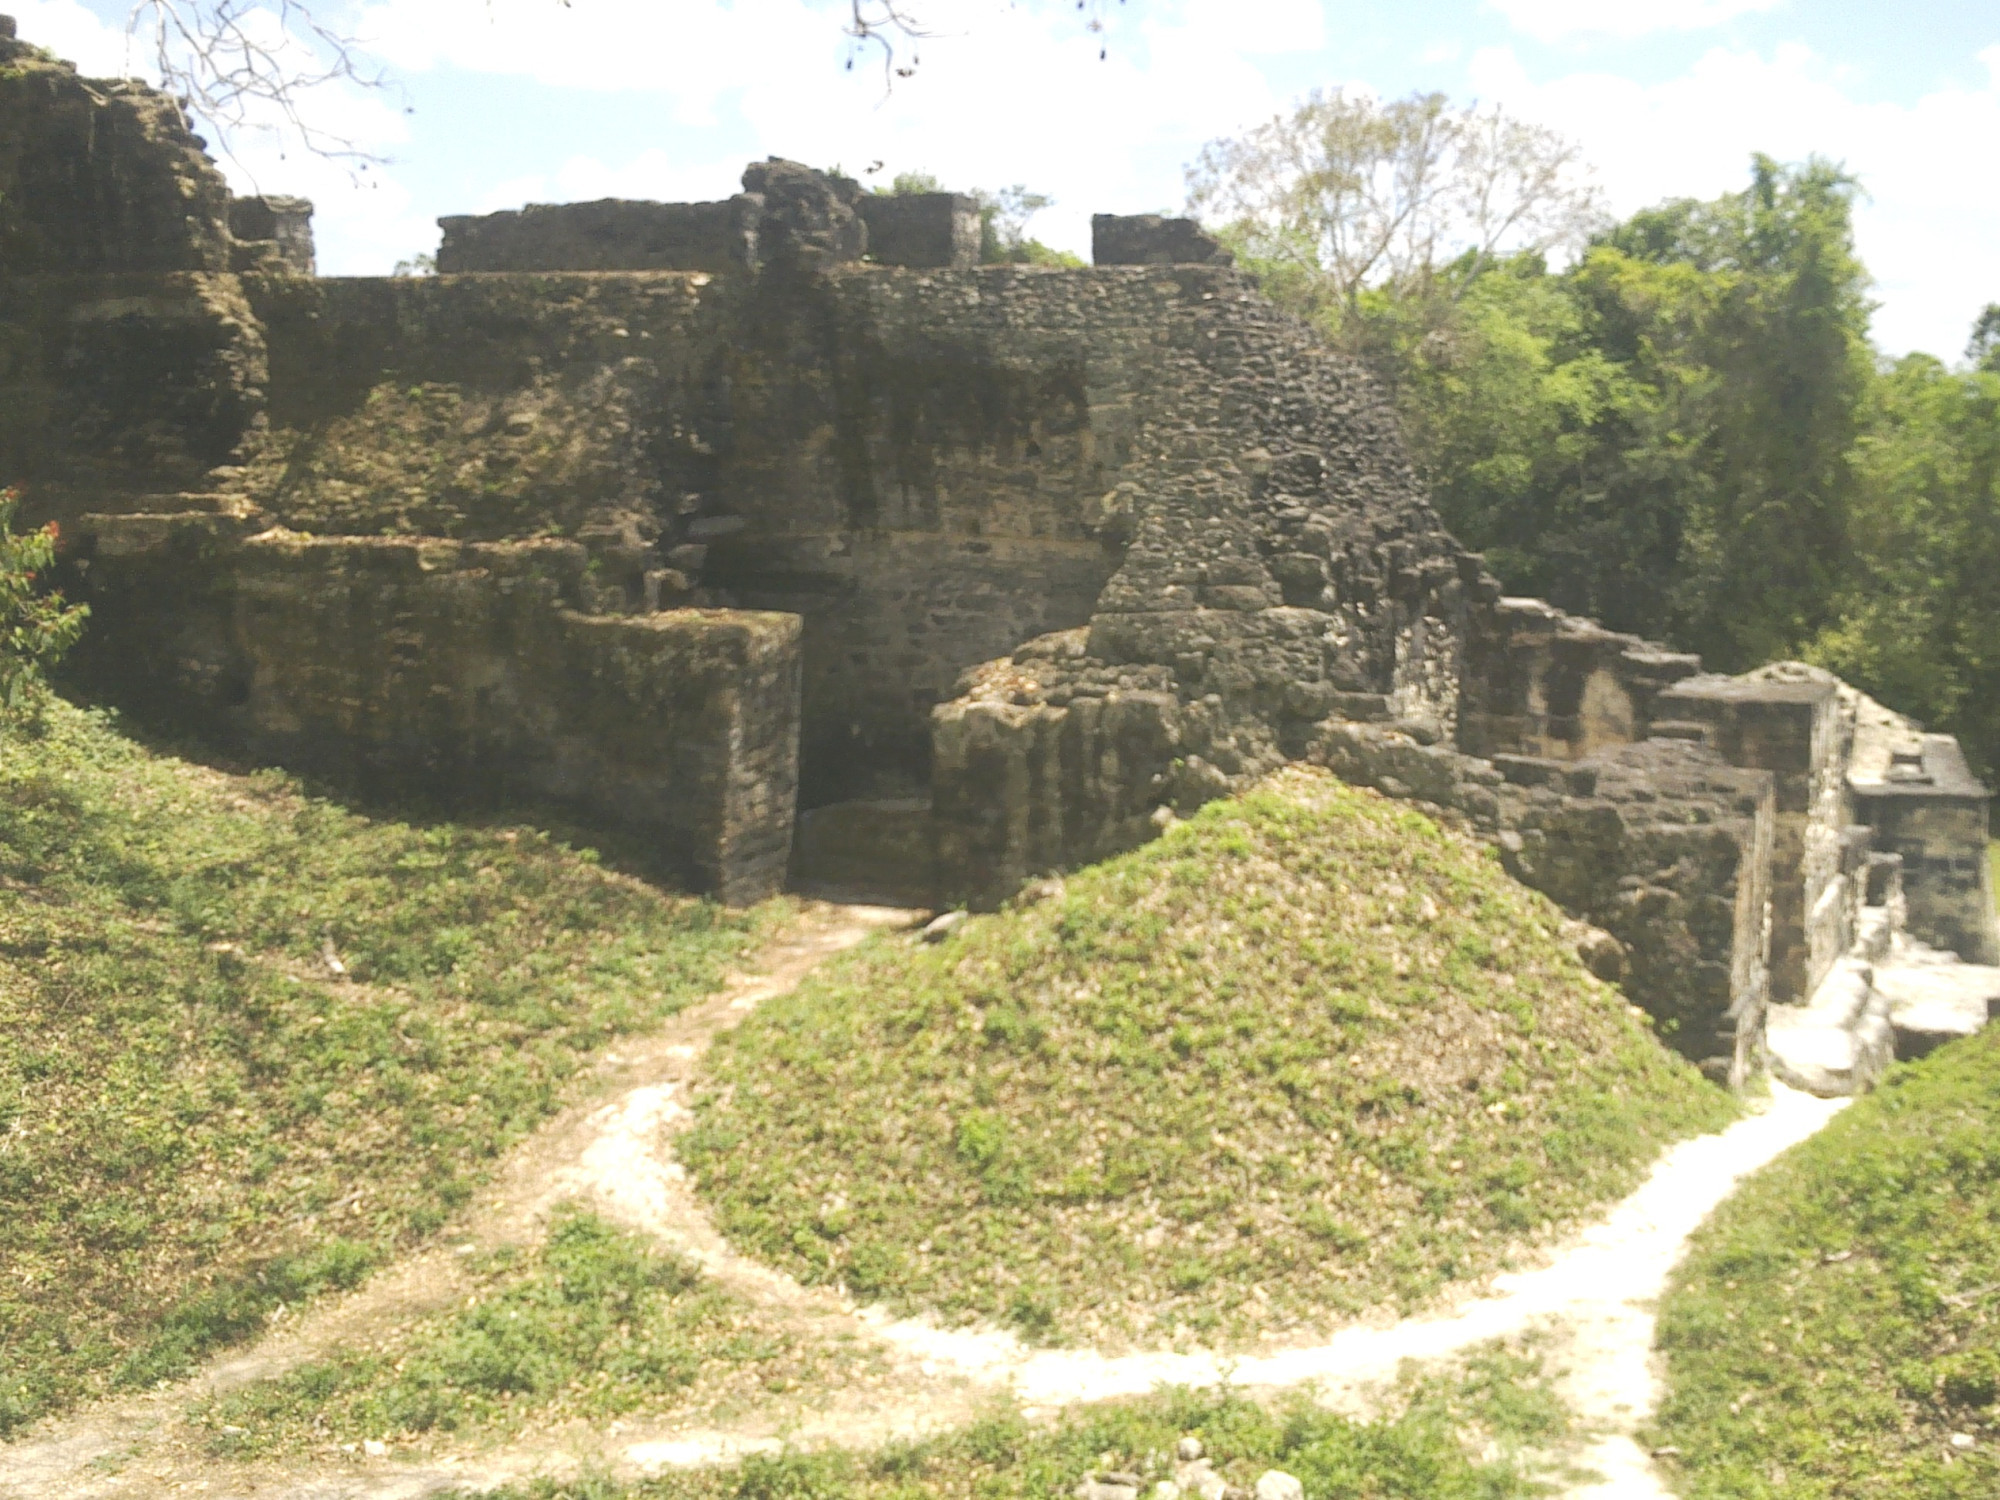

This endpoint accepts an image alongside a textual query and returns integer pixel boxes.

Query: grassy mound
[0,702,773,1434]
[685,768,1733,1346]
[199,1208,840,1455]
[1652,1027,2000,1498]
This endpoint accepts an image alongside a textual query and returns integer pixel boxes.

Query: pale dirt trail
[0,897,1849,1500]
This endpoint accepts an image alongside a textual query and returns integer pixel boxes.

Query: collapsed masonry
[3,20,1993,1089]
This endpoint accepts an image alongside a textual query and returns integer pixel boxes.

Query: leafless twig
[126,0,392,168]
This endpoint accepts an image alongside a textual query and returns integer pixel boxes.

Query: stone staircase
[1766,932,1999,1095]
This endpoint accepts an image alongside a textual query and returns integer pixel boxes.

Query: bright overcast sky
[16,0,2000,358]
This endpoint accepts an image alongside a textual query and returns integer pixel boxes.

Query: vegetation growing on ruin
[685,768,1735,1347]
[0,489,87,716]
[0,702,776,1435]
[1650,1026,2000,1498]
[196,1208,844,1455]
[466,1352,1571,1500]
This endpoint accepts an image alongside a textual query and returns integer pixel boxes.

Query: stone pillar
[1656,673,1846,1003]
[1851,735,1999,964]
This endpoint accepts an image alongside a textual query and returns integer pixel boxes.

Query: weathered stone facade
[3,21,1992,1085]
[74,515,800,903]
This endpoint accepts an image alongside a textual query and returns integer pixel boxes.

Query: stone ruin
[2,18,1993,1095]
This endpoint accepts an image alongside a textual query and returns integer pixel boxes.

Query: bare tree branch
[125,1,1131,166]
[842,0,937,84]
[129,0,393,167]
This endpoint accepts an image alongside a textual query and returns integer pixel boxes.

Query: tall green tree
[1596,157,1875,669]
[1266,153,1872,666]
[1808,351,2000,776]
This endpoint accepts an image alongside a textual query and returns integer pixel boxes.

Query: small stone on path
[921,910,969,943]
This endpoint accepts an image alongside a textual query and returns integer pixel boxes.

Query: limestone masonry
[3,20,1992,1091]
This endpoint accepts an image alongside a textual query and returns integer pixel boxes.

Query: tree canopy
[1185,89,1604,319]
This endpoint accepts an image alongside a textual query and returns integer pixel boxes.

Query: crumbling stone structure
[4,21,1992,1088]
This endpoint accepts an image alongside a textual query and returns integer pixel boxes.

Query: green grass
[685,767,1736,1348]
[458,1369,1569,1500]
[198,1207,826,1454]
[1650,1025,2000,1498]
[0,701,778,1435]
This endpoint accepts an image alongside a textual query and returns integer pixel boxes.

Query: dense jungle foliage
[1251,157,2000,774]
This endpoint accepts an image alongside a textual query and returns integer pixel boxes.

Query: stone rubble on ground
[1766,932,2000,1096]
[921,909,970,943]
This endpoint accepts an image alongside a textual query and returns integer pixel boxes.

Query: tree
[0,491,89,719]
[1808,342,2000,777]
[1185,89,1604,323]
[1300,151,1868,668]
[1970,303,2000,373]
[1597,157,1875,668]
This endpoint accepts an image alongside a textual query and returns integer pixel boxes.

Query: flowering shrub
[0,488,89,715]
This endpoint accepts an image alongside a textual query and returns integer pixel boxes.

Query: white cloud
[12,0,135,76]
[1467,42,2000,357]
[1487,0,1783,45]
[344,0,1325,263]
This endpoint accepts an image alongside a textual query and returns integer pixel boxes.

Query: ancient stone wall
[5,22,1993,1068]
[71,513,801,902]
[436,198,764,275]
[1851,728,1998,964]
[1457,596,1702,760]
[0,270,267,504]
[228,195,315,276]
[1656,669,1851,1003]
[1091,215,1233,267]
[0,23,232,274]
[854,193,980,269]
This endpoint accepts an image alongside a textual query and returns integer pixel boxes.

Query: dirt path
[0,900,953,1500]
[0,898,1850,1500]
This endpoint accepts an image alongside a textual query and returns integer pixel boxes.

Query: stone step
[1767,940,1998,1094]
[1872,942,2000,1060]
[1766,956,1895,1097]
[1647,719,1712,744]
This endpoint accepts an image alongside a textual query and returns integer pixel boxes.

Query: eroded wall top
[0,17,233,273]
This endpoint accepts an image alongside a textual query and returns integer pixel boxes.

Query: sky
[15,0,2000,358]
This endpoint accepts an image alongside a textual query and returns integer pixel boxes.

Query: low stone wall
[1309,723,1776,1083]
[1458,596,1702,760]
[855,193,980,269]
[70,515,802,903]
[1090,215,1233,266]
[436,197,763,275]
[1851,733,1998,964]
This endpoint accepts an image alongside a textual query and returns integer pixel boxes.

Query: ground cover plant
[198,1207,841,1455]
[462,1362,1571,1500]
[685,767,1735,1347]
[0,701,775,1435]
[1650,1025,2000,1498]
